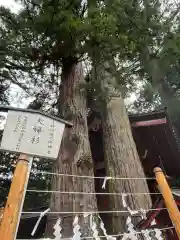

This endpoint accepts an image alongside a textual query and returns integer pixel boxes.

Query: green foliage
[1,0,180,107]
[114,0,180,136]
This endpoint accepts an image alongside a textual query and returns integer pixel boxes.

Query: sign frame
[0,106,72,160]
[0,105,73,126]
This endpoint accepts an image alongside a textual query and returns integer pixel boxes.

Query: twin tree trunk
[45,62,98,237]
[101,96,152,234]
[46,61,152,237]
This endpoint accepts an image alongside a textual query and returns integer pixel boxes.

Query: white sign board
[0,110,65,159]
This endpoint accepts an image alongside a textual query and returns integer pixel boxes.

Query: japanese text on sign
[16,116,28,151]
[0,111,65,159]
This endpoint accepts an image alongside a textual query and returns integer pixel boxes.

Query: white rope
[30,170,157,180]
[26,189,162,195]
[16,226,175,240]
[22,207,167,215]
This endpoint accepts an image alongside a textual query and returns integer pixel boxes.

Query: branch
[8,70,31,95]
[40,0,58,44]
[5,59,40,72]
[163,2,180,26]
[23,0,36,41]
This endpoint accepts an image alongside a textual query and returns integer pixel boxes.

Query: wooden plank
[131,118,167,127]
[0,154,29,240]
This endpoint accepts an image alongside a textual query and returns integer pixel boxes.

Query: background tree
[131,0,180,133]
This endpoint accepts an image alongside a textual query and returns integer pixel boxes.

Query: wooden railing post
[0,154,32,240]
[154,167,180,239]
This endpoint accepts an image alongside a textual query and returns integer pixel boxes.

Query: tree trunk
[101,96,152,235]
[92,59,152,235]
[45,62,98,238]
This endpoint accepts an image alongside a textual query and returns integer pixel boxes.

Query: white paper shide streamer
[53,218,62,240]
[31,208,50,236]
[102,177,112,189]
[122,216,138,240]
[72,215,81,240]
[98,215,116,240]
[91,215,100,240]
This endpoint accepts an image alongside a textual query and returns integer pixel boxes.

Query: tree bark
[101,96,152,235]
[45,62,98,238]
[92,58,152,235]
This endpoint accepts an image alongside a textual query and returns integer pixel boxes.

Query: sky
[0,0,30,109]
[0,0,21,12]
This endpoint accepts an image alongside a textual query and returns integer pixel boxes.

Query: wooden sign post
[0,154,32,239]
[0,107,72,240]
